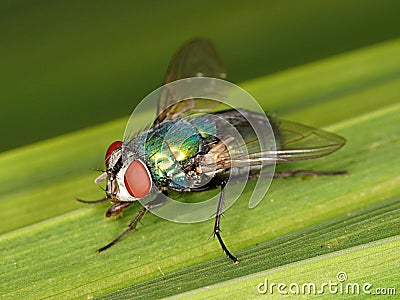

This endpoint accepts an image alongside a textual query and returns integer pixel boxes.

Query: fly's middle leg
[213,183,239,264]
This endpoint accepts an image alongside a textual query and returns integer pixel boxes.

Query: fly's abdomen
[197,109,275,181]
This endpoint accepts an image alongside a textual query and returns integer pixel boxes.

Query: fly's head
[95,141,153,202]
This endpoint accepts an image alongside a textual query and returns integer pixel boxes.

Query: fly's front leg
[98,206,147,253]
[78,197,133,217]
[213,183,239,264]
[97,191,168,253]
[76,197,109,204]
[105,201,132,217]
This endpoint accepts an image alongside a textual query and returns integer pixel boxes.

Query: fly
[78,39,346,264]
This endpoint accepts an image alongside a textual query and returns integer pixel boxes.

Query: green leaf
[1,39,399,299]
[99,198,400,299]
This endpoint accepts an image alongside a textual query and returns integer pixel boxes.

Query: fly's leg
[76,197,109,204]
[77,197,132,217]
[273,169,348,178]
[97,192,168,253]
[78,198,133,249]
[243,169,348,181]
[213,184,239,264]
[105,201,132,217]
[97,207,147,253]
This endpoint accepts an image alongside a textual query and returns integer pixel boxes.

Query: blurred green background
[1,0,399,153]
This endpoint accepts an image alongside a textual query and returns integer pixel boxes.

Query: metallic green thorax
[143,117,216,189]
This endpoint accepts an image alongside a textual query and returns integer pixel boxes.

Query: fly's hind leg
[273,169,348,178]
[97,192,168,253]
[213,183,239,264]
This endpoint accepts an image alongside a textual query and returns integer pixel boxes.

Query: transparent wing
[199,113,346,170]
[155,38,227,124]
[270,118,346,163]
[191,110,344,209]
[163,38,227,85]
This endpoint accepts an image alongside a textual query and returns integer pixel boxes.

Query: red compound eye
[105,141,123,167]
[124,160,151,198]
